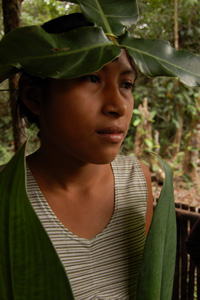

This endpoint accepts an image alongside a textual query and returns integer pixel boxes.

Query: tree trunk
[183,93,200,187]
[2,0,25,151]
[170,0,182,159]
[174,0,179,50]
[2,0,21,34]
[154,130,160,155]
[171,103,183,158]
[133,97,153,167]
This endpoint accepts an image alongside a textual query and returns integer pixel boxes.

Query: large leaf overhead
[0,0,200,86]
[119,32,200,87]
[136,156,176,300]
[0,26,120,82]
[62,0,139,36]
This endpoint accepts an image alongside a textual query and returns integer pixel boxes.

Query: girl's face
[38,50,135,164]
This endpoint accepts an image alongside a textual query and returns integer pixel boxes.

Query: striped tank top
[26,155,147,300]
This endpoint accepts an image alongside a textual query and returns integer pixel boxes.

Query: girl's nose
[102,85,127,117]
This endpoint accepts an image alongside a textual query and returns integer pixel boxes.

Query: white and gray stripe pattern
[26,155,147,300]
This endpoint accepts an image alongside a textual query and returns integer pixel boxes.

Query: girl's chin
[88,152,120,165]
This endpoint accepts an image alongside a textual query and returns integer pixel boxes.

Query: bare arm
[139,161,153,236]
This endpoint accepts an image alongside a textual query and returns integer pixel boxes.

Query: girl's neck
[27,147,112,192]
[26,147,115,239]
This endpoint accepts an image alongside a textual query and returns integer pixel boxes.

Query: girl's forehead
[100,50,137,78]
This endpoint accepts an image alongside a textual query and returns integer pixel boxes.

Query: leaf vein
[125,45,200,78]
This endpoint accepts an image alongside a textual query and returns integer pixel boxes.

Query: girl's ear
[21,82,43,116]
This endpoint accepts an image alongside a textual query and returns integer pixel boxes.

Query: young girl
[2,13,153,299]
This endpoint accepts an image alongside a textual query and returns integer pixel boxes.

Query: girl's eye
[86,74,101,83]
[122,82,134,90]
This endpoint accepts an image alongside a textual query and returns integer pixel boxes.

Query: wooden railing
[172,204,200,300]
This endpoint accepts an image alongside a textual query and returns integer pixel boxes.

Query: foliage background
[0,0,200,198]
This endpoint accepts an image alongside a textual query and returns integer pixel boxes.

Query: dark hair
[42,13,93,34]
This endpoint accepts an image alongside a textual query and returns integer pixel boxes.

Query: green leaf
[133,118,141,126]
[187,145,196,152]
[0,143,75,299]
[136,156,176,300]
[152,163,159,172]
[150,110,157,119]
[119,32,200,87]
[0,65,19,83]
[133,108,141,115]
[144,138,153,148]
[0,26,121,82]
[67,0,139,36]
[172,119,180,129]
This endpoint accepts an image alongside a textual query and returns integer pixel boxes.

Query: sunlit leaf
[119,32,200,87]
[0,144,75,299]
[144,139,153,148]
[152,163,159,172]
[150,110,157,119]
[136,156,176,300]
[0,26,120,82]
[133,119,141,126]
[133,108,141,115]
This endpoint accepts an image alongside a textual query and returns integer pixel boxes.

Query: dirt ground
[152,175,200,212]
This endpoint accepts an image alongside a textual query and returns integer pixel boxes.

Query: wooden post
[2,0,26,151]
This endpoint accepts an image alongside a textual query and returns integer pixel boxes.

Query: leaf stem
[94,0,113,34]
[105,33,119,45]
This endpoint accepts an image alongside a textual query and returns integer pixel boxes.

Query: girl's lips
[96,128,124,143]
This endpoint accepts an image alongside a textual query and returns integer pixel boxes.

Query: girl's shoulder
[111,154,147,186]
[112,154,142,171]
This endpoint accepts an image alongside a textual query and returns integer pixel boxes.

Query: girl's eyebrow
[112,57,138,79]
[120,70,135,76]
[102,64,136,77]
[120,69,137,81]
[100,56,138,80]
